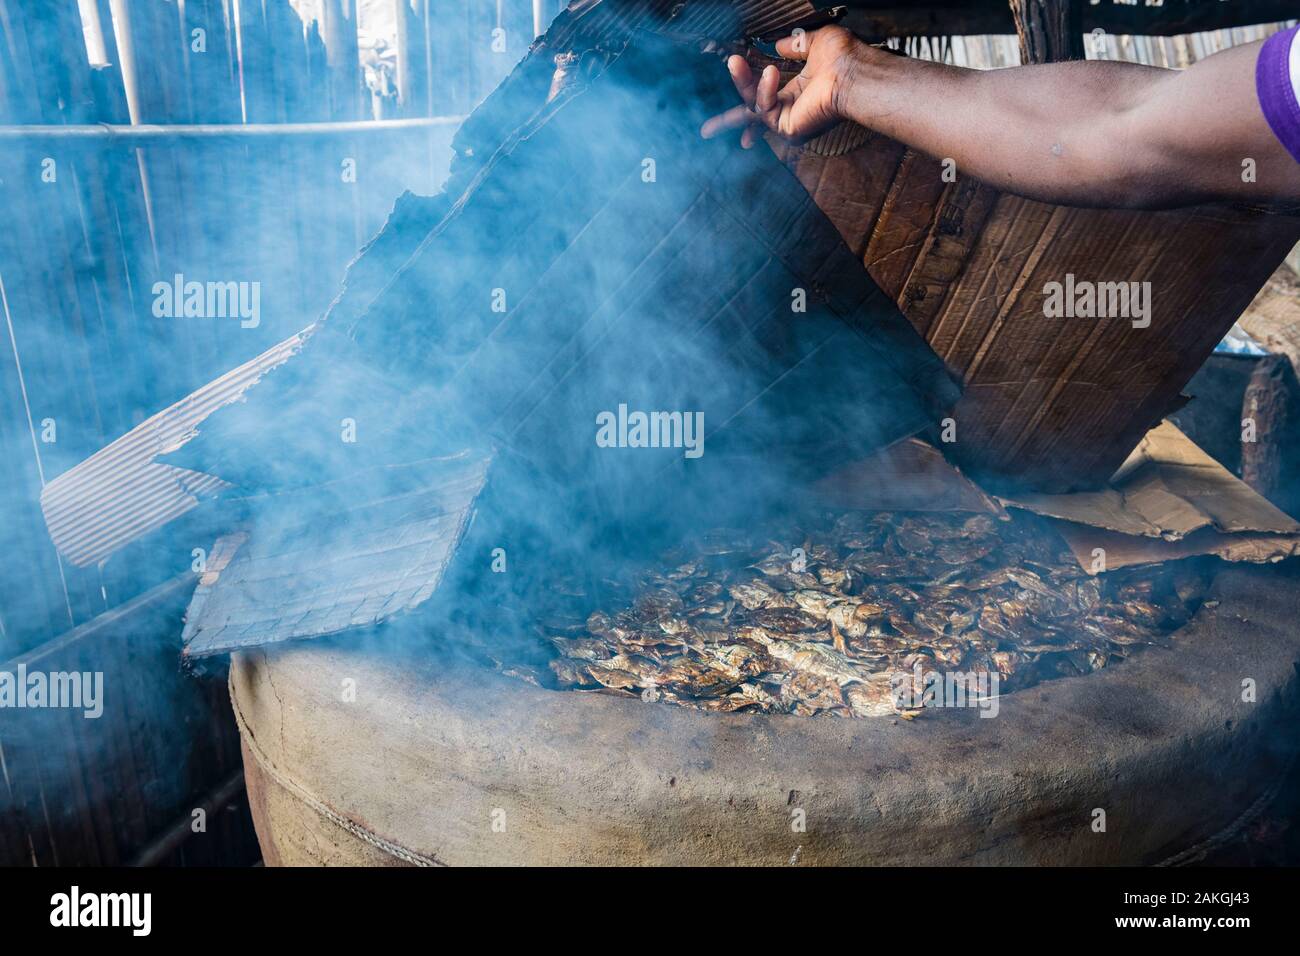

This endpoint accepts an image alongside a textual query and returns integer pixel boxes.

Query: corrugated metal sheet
[40,328,314,566]
[735,0,823,38]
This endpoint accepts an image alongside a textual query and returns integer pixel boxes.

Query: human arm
[700,27,1300,209]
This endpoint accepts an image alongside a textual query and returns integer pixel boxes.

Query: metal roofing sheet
[39,328,312,566]
[181,453,489,657]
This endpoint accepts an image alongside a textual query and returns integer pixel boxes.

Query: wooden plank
[1008,0,1085,64]
[895,176,999,334]
[320,0,363,120]
[863,149,948,300]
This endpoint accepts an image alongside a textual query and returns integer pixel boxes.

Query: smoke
[151,17,954,669]
[0,0,467,857]
[1,1,955,860]
[10,2,1295,869]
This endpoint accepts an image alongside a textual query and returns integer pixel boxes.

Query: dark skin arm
[700,27,1300,209]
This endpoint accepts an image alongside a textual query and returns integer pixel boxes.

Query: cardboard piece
[1002,420,1300,571]
[1004,421,1300,540]
[44,3,958,566]
[1050,523,1300,574]
[1237,264,1300,375]
[821,421,1300,573]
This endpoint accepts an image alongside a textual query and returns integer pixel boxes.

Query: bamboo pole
[0,115,463,142]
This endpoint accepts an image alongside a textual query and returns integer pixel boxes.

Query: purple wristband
[1257,25,1300,163]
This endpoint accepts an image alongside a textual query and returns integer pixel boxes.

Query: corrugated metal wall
[0,0,544,866]
[0,0,549,661]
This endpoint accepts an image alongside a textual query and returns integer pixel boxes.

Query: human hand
[699,26,862,147]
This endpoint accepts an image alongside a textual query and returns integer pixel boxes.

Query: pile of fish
[535,511,1209,718]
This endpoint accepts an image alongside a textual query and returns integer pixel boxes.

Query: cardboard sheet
[1003,420,1300,571]
[47,3,958,573]
[57,5,964,656]
[1050,523,1300,574]
[1004,421,1300,540]
[1238,264,1300,374]
[823,422,1300,573]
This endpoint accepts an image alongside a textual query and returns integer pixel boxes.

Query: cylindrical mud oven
[232,563,1300,866]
